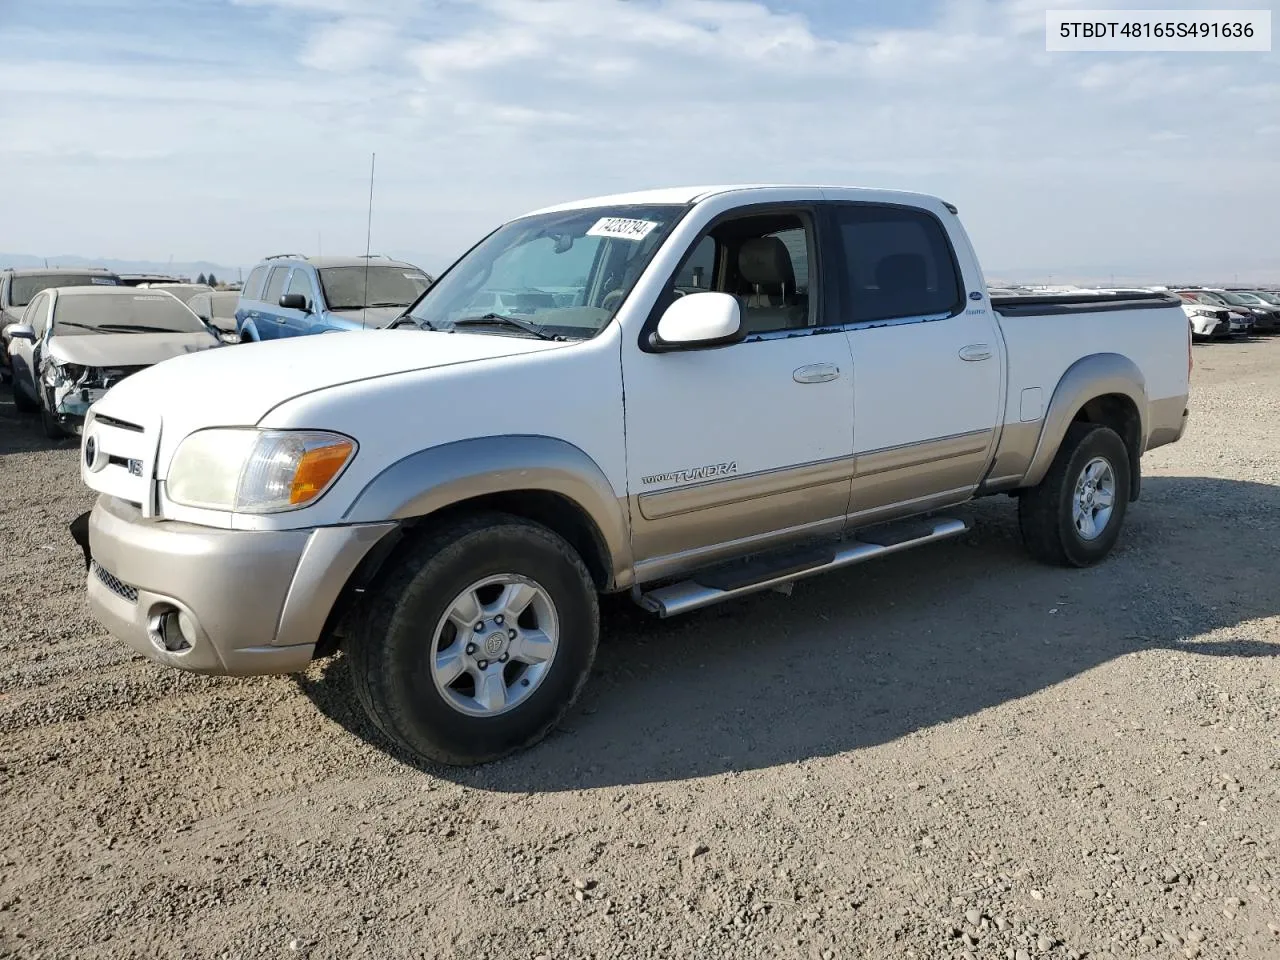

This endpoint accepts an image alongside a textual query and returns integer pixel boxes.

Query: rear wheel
[347,512,600,766]
[1018,422,1131,567]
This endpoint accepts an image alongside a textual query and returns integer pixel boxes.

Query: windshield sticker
[586,217,661,242]
[132,295,167,301]
[91,278,115,285]
[404,272,426,280]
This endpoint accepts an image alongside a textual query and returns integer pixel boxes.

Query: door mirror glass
[3,322,36,342]
[652,292,743,350]
[279,293,309,312]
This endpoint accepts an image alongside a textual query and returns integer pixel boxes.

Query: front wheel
[1018,422,1131,567]
[39,387,67,439]
[347,512,600,766]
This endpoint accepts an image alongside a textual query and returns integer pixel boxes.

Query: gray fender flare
[343,435,634,589]
[1022,353,1148,490]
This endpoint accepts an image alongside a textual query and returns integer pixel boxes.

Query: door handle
[793,363,840,384]
[959,343,992,362]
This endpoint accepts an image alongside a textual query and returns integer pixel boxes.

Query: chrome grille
[92,560,138,603]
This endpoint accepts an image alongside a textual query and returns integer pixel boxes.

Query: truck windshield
[403,203,687,340]
[10,274,119,307]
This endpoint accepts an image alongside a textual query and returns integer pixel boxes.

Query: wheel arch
[1022,353,1147,499]
[342,435,634,592]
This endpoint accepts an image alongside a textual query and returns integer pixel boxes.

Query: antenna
[362,152,375,331]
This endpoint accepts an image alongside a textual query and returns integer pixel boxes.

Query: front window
[403,204,687,340]
[1214,291,1251,307]
[318,265,433,311]
[52,293,209,336]
[10,273,119,307]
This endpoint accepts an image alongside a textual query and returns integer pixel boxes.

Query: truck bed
[991,291,1184,316]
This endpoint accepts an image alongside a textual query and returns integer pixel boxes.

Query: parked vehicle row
[233,254,433,342]
[5,286,221,437]
[989,282,1280,342]
[70,183,1192,766]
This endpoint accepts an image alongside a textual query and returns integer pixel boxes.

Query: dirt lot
[2,339,1279,960]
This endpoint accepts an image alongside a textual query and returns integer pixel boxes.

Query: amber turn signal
[289,440,355,505]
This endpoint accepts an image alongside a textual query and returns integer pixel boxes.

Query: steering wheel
[601,289,626,313]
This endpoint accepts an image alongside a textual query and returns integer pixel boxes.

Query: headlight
[166,428,356,513]
[45,361,88,384]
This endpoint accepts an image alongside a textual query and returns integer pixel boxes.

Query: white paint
[79,183,1191,547]
[654,292,740,345]
[1020,387,1044,422]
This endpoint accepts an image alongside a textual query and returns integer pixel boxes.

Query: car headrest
[739,237,795,289]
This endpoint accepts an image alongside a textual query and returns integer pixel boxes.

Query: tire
[11,375,37,413]
[39,388,67,439]
[347,511,600,766]
[1018,422,1131,568]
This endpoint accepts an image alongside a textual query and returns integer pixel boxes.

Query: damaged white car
[5,286,221,438]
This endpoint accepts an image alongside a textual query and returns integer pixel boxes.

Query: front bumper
[84,495,395,676]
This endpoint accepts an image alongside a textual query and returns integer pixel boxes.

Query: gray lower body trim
[637,455,856,521]
[85,495,393,676]
[848,429,992,517]
[630,431,995,583]
[1144,394,1189,451]
[632,513,846,584]
[979,421,1041,491]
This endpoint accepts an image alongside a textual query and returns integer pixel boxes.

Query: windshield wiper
[366,301,409,308]
[451,313,562,341]
[387,315,436,330]
[53,321,102,333]
[96,323,188,334]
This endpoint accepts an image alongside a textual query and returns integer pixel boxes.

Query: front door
[825,201,1003,523]
[622,205,855,580]
[280,267,318,336]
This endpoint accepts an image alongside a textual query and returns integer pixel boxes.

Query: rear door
[823,199,1003,525]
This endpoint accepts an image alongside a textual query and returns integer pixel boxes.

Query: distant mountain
[0,253,248,282]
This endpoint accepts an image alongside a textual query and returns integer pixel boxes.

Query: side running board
[634,518,969,618]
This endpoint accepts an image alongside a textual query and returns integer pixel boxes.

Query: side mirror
[3,322,36,343]
[279,293,309,312]
[649,292,744,351]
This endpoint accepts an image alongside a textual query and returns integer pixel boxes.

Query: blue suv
[235,254,433,342]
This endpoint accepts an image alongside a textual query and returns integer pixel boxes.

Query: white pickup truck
[76,184,1191,765]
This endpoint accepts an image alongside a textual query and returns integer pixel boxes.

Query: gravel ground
[2,339,1279,960]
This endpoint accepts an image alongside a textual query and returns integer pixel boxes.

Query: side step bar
[635,518,969,618]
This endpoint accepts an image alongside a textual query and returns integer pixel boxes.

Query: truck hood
[48,331,220,367]
[88,327,568,452]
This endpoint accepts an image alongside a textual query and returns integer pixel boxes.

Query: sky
[0,0,1276,281]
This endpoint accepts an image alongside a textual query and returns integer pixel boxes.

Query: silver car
[5,286,221,438]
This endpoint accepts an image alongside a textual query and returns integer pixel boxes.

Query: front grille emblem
[127,459,143,477]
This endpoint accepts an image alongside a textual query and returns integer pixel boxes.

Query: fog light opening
[147,606,193,653]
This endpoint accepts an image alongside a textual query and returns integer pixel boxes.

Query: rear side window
[243,266,267,300]
[262,266,289,306]
[830,204,963,324]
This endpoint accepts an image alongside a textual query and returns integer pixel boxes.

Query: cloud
[0,0,1276,281]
